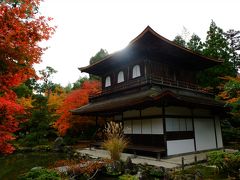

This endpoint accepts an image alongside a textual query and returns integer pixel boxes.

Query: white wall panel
[215,116,223,148]
[166,118,179,131]
[166,118,193,132]
[152,118,163,134]
[132,120,141,134]
[141,107,162,116]
[179,118,186,131]
[124,120,132,134]
[167,139,195,155]
[194,118,216,151]
[142,120,151,134]
[186,118,193,131]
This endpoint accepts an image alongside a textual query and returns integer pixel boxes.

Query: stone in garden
[31,166,43,171]
[124,157,135,174]
[53,137,64,151]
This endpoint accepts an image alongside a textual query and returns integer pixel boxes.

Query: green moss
[118,174,138,180]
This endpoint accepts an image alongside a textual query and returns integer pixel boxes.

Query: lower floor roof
[71,87,225,116]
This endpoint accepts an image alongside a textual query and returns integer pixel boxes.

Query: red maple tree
[54,81,101,136]
[0,0,55,154]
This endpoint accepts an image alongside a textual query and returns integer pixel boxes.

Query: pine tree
[187,34,203,53]
[89,49,108,80]
[198,21,236,91]
[224,29,240,70]
[173,35,186,47]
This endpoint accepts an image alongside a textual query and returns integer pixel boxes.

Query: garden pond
[0,152,67,180]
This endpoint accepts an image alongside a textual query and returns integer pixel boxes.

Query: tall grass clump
[103,121,128,161]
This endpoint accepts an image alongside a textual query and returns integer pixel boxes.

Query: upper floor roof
[79,26,222,76]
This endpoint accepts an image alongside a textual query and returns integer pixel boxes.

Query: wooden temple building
[72,26,225,158]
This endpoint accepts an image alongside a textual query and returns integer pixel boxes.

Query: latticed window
[105,76,111,87]
[117,71,124,83]
[132,65,141,78]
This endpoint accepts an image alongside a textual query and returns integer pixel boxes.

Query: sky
[36,0,240,86]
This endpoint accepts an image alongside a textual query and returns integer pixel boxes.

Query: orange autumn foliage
[54,81,101,136]
[48,86,67,113]
[0,97,25,154]
[219,76,240,117]
[0,0,55,154]
[18,97,34,109]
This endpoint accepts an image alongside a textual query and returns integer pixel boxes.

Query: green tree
[72,76,89,90]
[198,21,236,91]
[21,94,57,146]
[173,35,186,47]
[187,34,203,53]
[64,83,72,93]
[224,29,240,70]
[89,49,108,80]
[38,66,57,97]
[16,68,60,146]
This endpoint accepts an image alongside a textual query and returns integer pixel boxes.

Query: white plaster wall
[141,107,162,116]
[167,139,195,155]
[142,120,151,134]
[215,116,223,148]
[194,118,216,151]
[124,120,132,134]
[186,118,193,131]
[152,118,163,134]
[165,106,191,116]
[132,120,141,134]
[123,110,140,118]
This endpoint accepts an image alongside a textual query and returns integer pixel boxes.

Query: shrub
[19,167,60,180]
[207,150,226,170]
[102,121,128,161]
[104,161,123,176]
[208,150,240,178]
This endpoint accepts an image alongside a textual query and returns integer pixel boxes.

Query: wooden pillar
[144,59,147,77]
[191,108,197,152]
[95,115,98,127]
[140,109,142,134]
[213,116,218,148]
[162,102,167,156]
[219,115,224,148]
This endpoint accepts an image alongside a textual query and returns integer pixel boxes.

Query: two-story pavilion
[72,26,224,157]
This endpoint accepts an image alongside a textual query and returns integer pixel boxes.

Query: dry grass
[103,121,128,161]
[103,137,128,161]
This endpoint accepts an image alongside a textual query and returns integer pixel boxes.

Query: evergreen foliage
[199,21,236,90]
[173,20,238,92]
[89,49,108,80]
[187,34,203,53]
[173,35,186,47]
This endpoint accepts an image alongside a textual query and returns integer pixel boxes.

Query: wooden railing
[89,75,208,101]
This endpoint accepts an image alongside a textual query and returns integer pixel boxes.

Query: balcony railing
[89,75,209,101]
